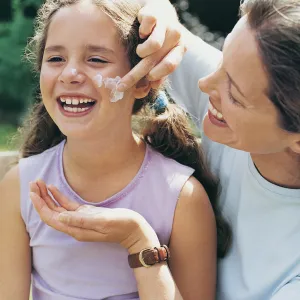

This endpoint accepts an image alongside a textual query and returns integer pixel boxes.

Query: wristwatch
[128,245,170,268]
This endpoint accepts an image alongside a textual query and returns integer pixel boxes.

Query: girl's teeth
[60,97,95,105]
[63,106,90,113]
[212,109,218,116]
[72,98,79,105]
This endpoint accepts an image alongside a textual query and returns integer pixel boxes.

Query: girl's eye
[47,56,64,63]
[88,57,108,64]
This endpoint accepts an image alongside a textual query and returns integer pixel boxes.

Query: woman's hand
[118,0,186,91]
[29,180,160,254]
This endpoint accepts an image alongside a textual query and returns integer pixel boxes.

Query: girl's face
[199,16,300,155]
[40,1,134,140]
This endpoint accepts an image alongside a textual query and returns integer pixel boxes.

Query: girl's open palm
[29,180,155,251]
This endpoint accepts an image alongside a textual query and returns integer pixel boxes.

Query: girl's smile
[57,94,97,117]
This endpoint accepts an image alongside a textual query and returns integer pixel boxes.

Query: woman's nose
[58,66,86,85]
[198,71,221,99]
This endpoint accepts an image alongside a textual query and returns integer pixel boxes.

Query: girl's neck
[63,130,145,181]
[251,149,300,189]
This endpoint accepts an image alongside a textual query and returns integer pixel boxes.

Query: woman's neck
[251,149,300,189]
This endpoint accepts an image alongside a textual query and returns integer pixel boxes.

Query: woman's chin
[203,116,232,146]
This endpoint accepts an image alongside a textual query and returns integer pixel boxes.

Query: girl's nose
[58,66,86,85]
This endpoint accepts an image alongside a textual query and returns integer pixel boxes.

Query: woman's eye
[228,91,240,106]
[47,56,64,63]
[227,81,242,107]
[88,57,108,64]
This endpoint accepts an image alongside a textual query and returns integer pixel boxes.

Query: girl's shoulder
[19,140,64,171]
[0,164,21,216]
[149,146,195,177]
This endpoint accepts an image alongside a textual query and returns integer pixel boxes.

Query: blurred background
[0,0,240,151]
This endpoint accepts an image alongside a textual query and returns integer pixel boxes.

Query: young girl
[0,0,229,299]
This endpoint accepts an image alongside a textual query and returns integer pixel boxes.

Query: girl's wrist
[127,220,160,255]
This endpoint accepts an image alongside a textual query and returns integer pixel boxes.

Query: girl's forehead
[46,2,119,48]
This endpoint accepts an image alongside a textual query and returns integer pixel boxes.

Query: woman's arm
[0,166,31,300]
[169,176,217,300]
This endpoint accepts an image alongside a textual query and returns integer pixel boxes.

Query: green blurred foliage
[0,0,42,125]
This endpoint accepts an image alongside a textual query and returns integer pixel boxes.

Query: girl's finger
[30,192,99,241]
[29,181,41,196]
[58,210,107,231]
[48,185,80,211]
[36,180,63,212]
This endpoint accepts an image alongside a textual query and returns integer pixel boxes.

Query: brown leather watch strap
[128,245,170,268]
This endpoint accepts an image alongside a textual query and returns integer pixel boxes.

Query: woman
[2,0,299,299]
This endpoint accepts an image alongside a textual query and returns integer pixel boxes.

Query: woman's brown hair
[21,0,231,257]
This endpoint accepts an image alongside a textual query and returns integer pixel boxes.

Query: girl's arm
[29,181,184,300]
[0,166,31,300]
[169,176,217,300]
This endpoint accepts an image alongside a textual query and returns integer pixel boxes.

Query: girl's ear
[133,78,151,99]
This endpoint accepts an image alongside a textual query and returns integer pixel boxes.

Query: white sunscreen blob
[103,76,124,103]
[94,73,103,88]
[93,73,124,103]
[71,68,78,75]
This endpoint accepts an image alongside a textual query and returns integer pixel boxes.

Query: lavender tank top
[19,140,194,300]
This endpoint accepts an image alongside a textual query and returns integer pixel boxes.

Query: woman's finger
[36,180,64,212]
[137,21,166,58]
[48,185,80,211]
[150,76,168,89]
[148,42,186,81]
[118,26,182,91]
[138,7,157,38]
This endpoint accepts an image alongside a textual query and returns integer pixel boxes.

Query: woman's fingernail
[117,83,127,92]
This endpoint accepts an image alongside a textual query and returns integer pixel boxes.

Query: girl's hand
[29,180,159,254]
[118,0,186,91]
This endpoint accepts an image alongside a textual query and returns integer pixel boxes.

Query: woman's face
[199,16,300,154]
[40,1,134,140]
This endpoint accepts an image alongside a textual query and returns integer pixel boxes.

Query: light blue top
[19,141,194,300]
[169,39,300,300]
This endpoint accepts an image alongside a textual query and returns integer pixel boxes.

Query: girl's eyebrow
[44,45,65,53]
[44,44,116,57]
[85,44,116,56]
